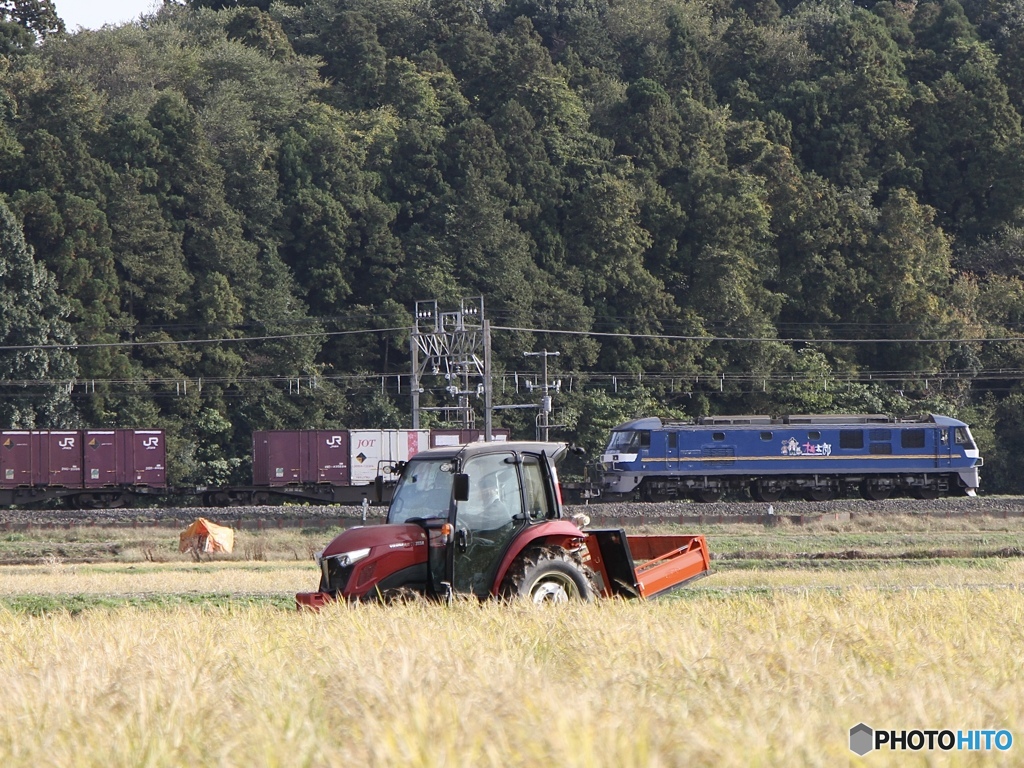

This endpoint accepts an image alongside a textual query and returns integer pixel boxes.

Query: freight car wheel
[691,489,722,503]
[860,480,891,501]
[750,481,782,503]
[500,546,596,604]
[640,485,672,503]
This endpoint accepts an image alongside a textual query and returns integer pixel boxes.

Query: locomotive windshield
[955,427,977,450]
[387,458,455,524]
[606,430,645,452]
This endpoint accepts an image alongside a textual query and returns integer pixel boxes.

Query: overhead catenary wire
[0,323,1016,352]
[0,321,1016,390]
[489,325,1006,344]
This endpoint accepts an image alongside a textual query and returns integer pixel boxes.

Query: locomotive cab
[600,418,661,496]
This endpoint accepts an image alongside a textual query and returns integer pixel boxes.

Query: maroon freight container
[253,430,352,487]
[0,431,33,487]
[41,431,83,487]
[2,431,83,488]
[83,430,118,487]
[253,430,299,485]
[308,430,351,484]
[82,429,166,488]
[429,429,510,448]
[123,430,167,486]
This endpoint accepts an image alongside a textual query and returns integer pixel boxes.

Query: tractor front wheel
[500,546,596,604]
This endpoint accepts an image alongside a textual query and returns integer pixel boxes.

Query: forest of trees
[1,0,1024,489]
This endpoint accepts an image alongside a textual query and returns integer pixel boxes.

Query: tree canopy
[0,0,1023,487]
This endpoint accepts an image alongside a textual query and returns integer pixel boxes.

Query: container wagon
[0,429,166,508]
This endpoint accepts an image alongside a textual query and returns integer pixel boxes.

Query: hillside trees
[0,198,77,427]
[9,7,339,461]
[0,0,1020,487]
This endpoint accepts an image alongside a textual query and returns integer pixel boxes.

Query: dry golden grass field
[0,514,1021,767]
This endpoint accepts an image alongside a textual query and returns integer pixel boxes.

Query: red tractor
[296,441,710,607]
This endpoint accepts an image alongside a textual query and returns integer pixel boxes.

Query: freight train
[0,428,508,509]
[0,414,984,508]
[597,413,983,502]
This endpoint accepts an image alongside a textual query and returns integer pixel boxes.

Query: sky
[54,1,162,31]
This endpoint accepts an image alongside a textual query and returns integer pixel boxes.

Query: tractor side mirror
[453,473,470,501]
[374,475,384,503]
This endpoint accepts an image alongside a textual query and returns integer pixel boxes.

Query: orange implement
[584,530,711,599]
[296,591,334,610]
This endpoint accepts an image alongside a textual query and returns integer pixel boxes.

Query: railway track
[1,494,1023,528]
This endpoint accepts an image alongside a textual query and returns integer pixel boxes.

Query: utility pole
[524,350,561,441]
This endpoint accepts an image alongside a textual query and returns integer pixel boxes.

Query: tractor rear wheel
[500,546,596,604]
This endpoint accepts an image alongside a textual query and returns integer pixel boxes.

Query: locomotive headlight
[333,548,371,568]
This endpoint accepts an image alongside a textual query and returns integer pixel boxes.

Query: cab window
[955,427,976,449]
[459,453,522,529]
[521,456,552,520]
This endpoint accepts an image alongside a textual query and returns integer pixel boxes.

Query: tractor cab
[388,442,572,598]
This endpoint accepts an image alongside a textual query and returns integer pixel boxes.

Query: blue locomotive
[599,414,982,502]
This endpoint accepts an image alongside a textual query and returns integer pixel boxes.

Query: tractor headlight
[332,548,371,568]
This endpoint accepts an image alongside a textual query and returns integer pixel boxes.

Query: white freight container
[349,429,429,483]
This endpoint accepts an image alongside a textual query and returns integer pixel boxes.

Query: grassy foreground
[0,516,1021,766]
[0,590,1021,766]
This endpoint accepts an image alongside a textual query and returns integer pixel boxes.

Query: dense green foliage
[0,0,1023,487]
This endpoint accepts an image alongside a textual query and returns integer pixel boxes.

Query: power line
[2,366,1018,391]
[0,326,408,352]
[0,321,1018,390]
[491,325,1006,344]
[1,318,1018,354]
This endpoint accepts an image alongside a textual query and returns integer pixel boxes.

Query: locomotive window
[901,429,925,449]
[808,431,821,440]
[668,433,677,449]
[760,432,773,441]
[869,443,892,455]
[713,432,725,441]
[840,430,864,449]
[608,431,636,452]
[954,427,975,449]
[618,431,651,452]
[869,429,891,441]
